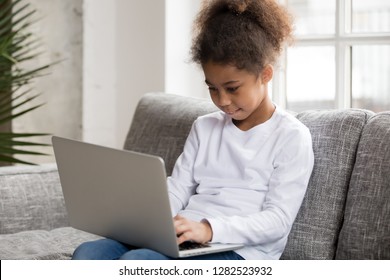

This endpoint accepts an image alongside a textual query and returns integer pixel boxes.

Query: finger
[173,215,184,221]
[175,221,190,236]
[173,216,185,229]
[177,232,193,244]
[173,216,189,229]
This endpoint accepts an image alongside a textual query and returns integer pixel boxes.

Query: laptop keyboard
[179,241,211,251]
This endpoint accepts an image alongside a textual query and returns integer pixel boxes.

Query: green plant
[0,0,52,165]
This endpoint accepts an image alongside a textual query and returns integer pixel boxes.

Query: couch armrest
[0,163,69,234]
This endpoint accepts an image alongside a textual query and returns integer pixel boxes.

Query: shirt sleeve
[167,121,200,216]
[206,127,314,245]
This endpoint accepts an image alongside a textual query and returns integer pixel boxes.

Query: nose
[216,91,231,107]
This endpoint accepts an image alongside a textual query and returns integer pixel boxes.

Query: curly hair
[191,0,294,75]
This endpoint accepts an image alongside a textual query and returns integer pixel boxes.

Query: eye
[208,86,217,92]
[226,86,239,93]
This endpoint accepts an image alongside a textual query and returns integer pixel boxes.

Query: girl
[72,0,314,260]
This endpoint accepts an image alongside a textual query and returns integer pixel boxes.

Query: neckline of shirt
[225,104,282,136]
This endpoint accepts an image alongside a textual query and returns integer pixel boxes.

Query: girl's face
[202,61,275,131]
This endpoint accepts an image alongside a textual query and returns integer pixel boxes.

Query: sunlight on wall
[165,0,208,99]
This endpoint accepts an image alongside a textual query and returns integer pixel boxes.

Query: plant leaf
[0,103,44,124]
[0,0,56,165]
[0,93,41,117]
[0,145,48,155]
[0,139,51,146]
[0,154,37,165]
[0,132,50,138]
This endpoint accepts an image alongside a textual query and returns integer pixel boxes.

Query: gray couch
[1,92,389,260]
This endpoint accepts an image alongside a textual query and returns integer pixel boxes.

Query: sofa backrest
[281,109,374,259]
[336,112,390,259]
[124,93,218,176]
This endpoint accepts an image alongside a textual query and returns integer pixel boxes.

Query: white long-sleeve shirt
[167,106,314,259]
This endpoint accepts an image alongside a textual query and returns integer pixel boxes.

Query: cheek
[210,94,226,110]
[237,92,261,110]
[235,90,255,106]
[209,93,219,105]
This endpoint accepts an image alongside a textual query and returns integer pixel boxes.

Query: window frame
[274,0,390,111]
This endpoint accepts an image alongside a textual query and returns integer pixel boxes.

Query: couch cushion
[124,92,218,176]
[0,227,100,260]
[281,109,373,259]
[336,112,390,259]
[0,164,69,234]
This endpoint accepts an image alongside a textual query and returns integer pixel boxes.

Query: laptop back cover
[52,136,180,258]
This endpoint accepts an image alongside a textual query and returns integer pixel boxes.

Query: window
[274,0,390,112]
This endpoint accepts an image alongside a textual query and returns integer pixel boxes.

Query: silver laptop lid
[52,136,180,258]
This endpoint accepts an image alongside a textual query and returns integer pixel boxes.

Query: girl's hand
[173,215,213,245]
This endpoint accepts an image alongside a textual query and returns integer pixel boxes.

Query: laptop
[52,136,243,258]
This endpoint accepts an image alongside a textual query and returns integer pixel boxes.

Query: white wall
[83,0,165,149]
[13,0,206,164]
[83,0,117,148]
[165,0,207,98]
[84,0,207,149]
[13,0,83,164]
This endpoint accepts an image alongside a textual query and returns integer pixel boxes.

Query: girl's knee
[72,239,128,260]
[119,248,171,260]
[72,240,100,260]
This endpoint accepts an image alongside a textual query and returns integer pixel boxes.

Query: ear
[260,64,274,83]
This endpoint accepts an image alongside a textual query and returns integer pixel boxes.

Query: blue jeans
[72,239,244,260]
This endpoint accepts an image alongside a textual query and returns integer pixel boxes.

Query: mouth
[224,108,241,115]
